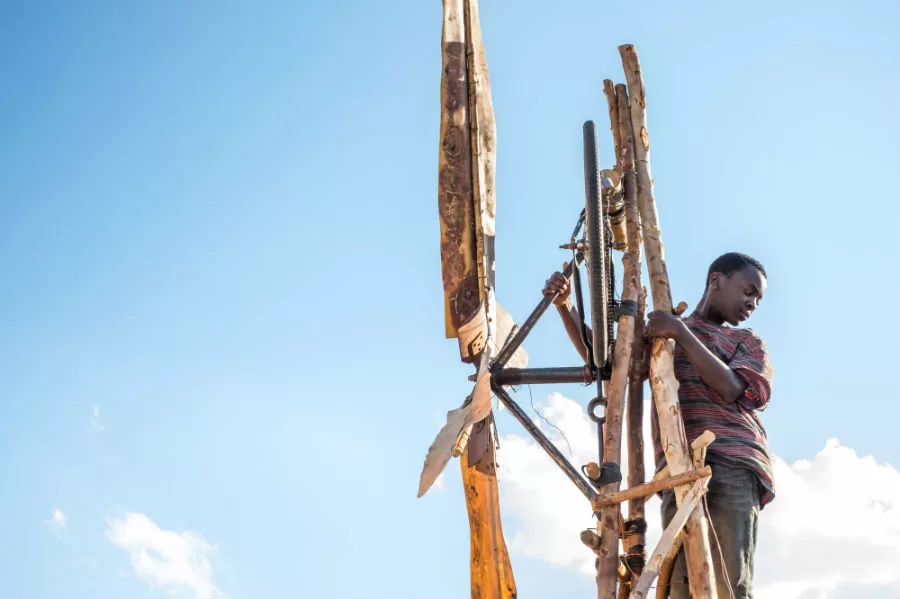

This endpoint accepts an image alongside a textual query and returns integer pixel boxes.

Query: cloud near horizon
[496,392,900,599]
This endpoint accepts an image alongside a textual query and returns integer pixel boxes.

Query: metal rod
[493,366,593,386]
[491,380,598,501]
[493,253,584,369]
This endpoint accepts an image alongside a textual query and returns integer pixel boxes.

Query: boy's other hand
[542,263,572,307]
[646,310,686,341]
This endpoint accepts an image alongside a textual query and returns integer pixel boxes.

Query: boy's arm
[646,311,747,403]
[543,268,590,364]
[555,300,589,364]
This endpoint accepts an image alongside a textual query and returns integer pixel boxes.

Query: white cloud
[497,392,661,577]
[755,440,900,598]
[106,512,224,598]
[497,393,900,599]
[434,472,446,491]
[46,508,68,537]
[90,404,103,431]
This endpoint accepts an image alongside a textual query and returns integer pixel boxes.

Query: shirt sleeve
[729,330,774,411]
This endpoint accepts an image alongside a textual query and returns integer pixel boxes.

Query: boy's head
[704,252,767,326]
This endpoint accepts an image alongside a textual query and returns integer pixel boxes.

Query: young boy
[543,252,774,599]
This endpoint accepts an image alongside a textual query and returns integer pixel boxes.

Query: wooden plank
[618,44,717,599]
[591,466,711,510]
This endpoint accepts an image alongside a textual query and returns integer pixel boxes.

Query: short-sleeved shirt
[650,315,776,506]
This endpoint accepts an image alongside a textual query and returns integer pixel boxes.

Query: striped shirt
[650,315,776,506]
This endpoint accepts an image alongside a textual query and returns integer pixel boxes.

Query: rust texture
[438,36,480,336]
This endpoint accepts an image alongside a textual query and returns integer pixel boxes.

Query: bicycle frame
[487,242,616,503]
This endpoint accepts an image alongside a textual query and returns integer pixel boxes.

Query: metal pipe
[493,366,593,386]
[491,381,598,501]
[493,253,584,369]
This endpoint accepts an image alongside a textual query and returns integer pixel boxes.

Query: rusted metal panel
[438,0,480,343]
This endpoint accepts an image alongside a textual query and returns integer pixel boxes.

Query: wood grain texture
[619,44,716,599]
[595,81,645,599]
[629,479,708,599]
[461,432,517,599]
[592,466,711,510]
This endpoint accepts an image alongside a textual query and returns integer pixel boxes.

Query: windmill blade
[423,0,505,499]
[417,367,491,498]
[437,0,480,349]
[426,2,516,597]
[496,303,527,369]
[418,402,470,498]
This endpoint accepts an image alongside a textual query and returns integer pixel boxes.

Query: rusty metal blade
[437,0,479,345]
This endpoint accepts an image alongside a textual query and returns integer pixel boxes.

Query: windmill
[418,2,720,598]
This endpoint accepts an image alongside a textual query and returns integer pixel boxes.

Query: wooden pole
[602,80,627,248]
[627,290,648,513]
[603,80,623,169]
[619,79,647,594]
[623,288,647,591]
[460,427,517,599]
[595,81,644,599]
[618,44,717,599]
[629,479,709,599]
[592,466,710,510]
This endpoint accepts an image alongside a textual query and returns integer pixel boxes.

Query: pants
[660,462,760,599]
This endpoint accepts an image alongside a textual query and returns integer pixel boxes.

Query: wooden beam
[629,479,708,599]
[602,81,627,248]
[592,466,711,510]
[460,432,517,599]
[595,80,645,599]
[619,81,646,526]
[619,44,717,599]
[622,286,648,595]
[603,80,623,169]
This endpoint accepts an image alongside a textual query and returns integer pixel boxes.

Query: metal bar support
[492,366,593,386]
[491,380,598,502]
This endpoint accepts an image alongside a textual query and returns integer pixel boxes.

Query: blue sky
[0,1,898,598]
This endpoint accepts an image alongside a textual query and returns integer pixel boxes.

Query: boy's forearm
[557,302,589,364]
[675,324,747,403]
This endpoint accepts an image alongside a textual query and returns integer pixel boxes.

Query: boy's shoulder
[684,317,766,347]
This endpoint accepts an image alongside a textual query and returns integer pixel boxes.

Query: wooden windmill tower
[419,2,720,597]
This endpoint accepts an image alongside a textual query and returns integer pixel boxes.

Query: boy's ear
[708,272,721,290]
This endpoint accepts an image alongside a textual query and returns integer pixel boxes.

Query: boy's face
[709,266,767,326]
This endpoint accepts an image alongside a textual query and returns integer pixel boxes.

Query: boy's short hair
[706,253,766,288]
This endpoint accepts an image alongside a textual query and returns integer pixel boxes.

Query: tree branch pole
[618,44,717,599]
[624,289,648,589]
[603,80,623,169]
[595,81,644,599]
[620,81,647,594]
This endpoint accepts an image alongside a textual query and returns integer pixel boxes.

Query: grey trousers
[660,462,760,599]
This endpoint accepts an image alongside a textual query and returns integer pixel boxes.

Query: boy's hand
[646,310,686,341]
[542,263,572,307]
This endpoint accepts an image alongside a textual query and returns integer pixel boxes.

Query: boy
[543,252,774,599]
